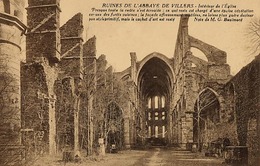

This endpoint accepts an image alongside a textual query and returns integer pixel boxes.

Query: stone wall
[176,15,231,148]
[57,13,84,155]
[26,0,60,63]
[17,2,259,163]
[82,36,97,155]
[60,13,83,79]
[22,0,60,155]
[21,63,57,153]
[228,55,260,165]
[55,77,76,152]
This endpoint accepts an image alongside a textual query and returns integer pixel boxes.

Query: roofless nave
[0,0,259,165]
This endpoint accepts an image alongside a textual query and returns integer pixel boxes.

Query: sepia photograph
[0,0,259,165]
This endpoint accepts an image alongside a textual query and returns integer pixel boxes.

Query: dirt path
[31,147,226,166]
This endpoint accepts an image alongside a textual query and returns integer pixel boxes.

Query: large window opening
[154,96,159,109]
[148,97,151,109]
[161,96,165,108]
[162,126,165,138]
[145,94,168,144]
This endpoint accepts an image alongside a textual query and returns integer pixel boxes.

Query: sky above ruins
[30,0,260,74]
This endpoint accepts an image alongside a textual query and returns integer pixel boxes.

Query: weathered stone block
[26,32,60,62]
[60,13,83,79]
[83,36,96,58]
[208,64,230,80]
[28,0,60,7]
[60,13,83,38]
[26,0,61,63]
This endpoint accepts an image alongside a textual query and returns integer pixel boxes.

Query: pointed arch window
[154,96,159,109]
[162,126,165,138]
[161,96,165,108]
[148,126,151,137]
[148,97,152,109]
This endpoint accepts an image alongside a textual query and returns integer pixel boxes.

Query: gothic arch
[106,101,124,116]
[190,47,208,62]
[198,87,220,99]
[196,87,224,114]
[105,102,124,150]
[189,36,227,64]
[193,87,223,146]
[136,52,175,85]
[136,52,174,146]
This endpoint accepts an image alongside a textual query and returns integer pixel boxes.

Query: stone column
[25,0,61,155]
[185,112,194,143]
[74,97,80,155]
[257,110,260,164]
[180,117,187,148]
[124,117,131,149]
[255,54,260,163]
[130,52,137,82]
[49,96,57,154]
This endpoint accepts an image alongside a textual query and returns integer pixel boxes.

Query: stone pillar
[185,112,194,144]
[25,0,61,155]
[87,95,94,155]
[168,96,174,145]
[130,52,137,81]
[0,0,26,145]
[180,117,187,148]
[256,55,260,164]
[74,97,80,155]
[257,109,260,164]
[167,113,172,145]
[83,36,99,155]
[59,13,84,155]
[49,96,57,155]
[124,117,131,148]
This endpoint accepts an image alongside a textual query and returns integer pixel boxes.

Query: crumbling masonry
[0,0,259,165]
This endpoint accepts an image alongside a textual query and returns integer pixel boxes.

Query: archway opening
[138,56,173,146]
[190,47,208,62]
[105,102,124,151]
[193,88,220,150]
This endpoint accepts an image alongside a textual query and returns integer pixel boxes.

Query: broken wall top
[83,36,96,58]
[189,36,227,65]
[60,13,83,39]
[59,13,84,79]
[26,0,61,63]
[28,0,60,7]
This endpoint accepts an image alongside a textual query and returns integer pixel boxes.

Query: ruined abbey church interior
[0,0,259,165]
